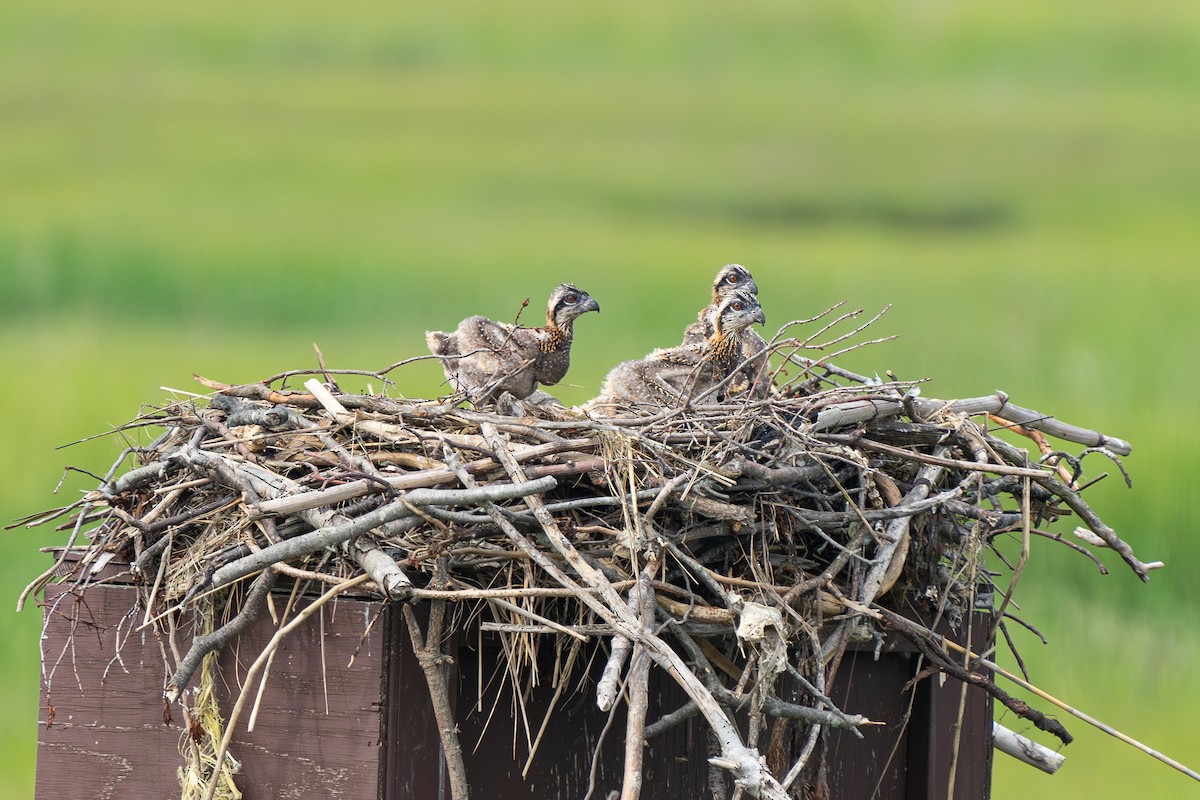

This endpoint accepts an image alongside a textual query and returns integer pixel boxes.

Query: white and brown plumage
[426,284,600,403]
[681,264,760,346]
[681,264,770,398]
[593,290,766,411]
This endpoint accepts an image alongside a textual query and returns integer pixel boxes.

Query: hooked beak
[752,307,766,326]
[582,297,600,314]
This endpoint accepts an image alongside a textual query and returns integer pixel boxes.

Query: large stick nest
[20,335,1153,799]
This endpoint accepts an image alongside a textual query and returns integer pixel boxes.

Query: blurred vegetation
[2,1,1198,797]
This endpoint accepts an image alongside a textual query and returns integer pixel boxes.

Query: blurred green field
[3,2,1199,797]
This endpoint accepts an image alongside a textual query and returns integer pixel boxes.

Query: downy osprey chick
[426,284,600,403]
[681,264,771,398]
[593,291,765,411]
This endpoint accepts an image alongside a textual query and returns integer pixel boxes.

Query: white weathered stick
[1073,528,1165,572]
[809,390,1132,456]
[257,437,592,515]
[596,590,637,712]
[847,599,1200,785]
[993,722,1065,774]
[619,572,656,800]
[304,378,422,446]
[860,454,948,606]
[207,477,557,591]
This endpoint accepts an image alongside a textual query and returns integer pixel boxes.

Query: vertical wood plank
[36,581,388,800]
[380,603,448,800]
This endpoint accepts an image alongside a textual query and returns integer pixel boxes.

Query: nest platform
[18,350,1153,799]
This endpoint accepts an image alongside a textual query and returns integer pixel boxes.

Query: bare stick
[402,601,471,800]
[478,423,790,799]
[257,438,592,516]
[488,596,589,642]
[970,648,1198,781]
[985,434,1154,580]
[619,566,658,800]
[206,478,556,592]
[858,602,1200,783]
[596,591,637,712]
[860,455,948,606]
[166,569,279,702]
[993,722,1065,775]
[808,391,1132,456]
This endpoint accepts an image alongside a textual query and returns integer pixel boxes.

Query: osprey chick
[593,290,765,411]
[426,284,600,403]
[681,264,771,398]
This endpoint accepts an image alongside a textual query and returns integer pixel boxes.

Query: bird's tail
[425,330,457,357]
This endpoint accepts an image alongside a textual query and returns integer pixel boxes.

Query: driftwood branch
[479,423,790,799]
[619,568,658,800]
[206,478,556,592]
[810,391,1132,456]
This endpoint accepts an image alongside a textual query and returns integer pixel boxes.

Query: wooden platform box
[35,573,992,799]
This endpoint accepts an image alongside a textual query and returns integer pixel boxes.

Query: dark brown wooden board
[445,628,712,799]
[390,608,992,799]
[821,610,994,800]
[36,582,387,800]
[37,579,992,799]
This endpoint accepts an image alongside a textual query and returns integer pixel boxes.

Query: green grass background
[3,1,1199,796]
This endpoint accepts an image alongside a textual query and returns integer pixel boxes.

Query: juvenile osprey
[593,291,765,411]
[426,284,600,403]
[681,264,760,346]
[681,264,770,398]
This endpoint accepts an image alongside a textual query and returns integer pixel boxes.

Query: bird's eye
[726,274,740,284]
[564,295,578,304]
[732,301,744,311]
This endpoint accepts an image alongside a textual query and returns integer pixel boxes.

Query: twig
[166,569,279,702]
[993,722,1065,774]
[402,601,471,800]
[619,564,658,800]
[479,423,790,799]
[206,478,556,593]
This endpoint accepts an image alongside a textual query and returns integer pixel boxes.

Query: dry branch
[993,722,1065,775]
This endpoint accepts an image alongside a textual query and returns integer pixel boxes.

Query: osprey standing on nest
[426,283,600,403]
[682,264,771,398]
[592,290,766,411]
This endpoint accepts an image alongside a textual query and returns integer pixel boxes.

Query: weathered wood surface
[37,580,991,799]
[36,582,387,800]
[450,627,713,798]
[822,610,993,800]
[417,608,992,799]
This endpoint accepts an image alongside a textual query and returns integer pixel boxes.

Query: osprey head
[710,290,766,336]
[547,284,601,327]
[711,264,759,301]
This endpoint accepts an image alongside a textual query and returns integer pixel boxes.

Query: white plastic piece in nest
[736,601,788,678]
